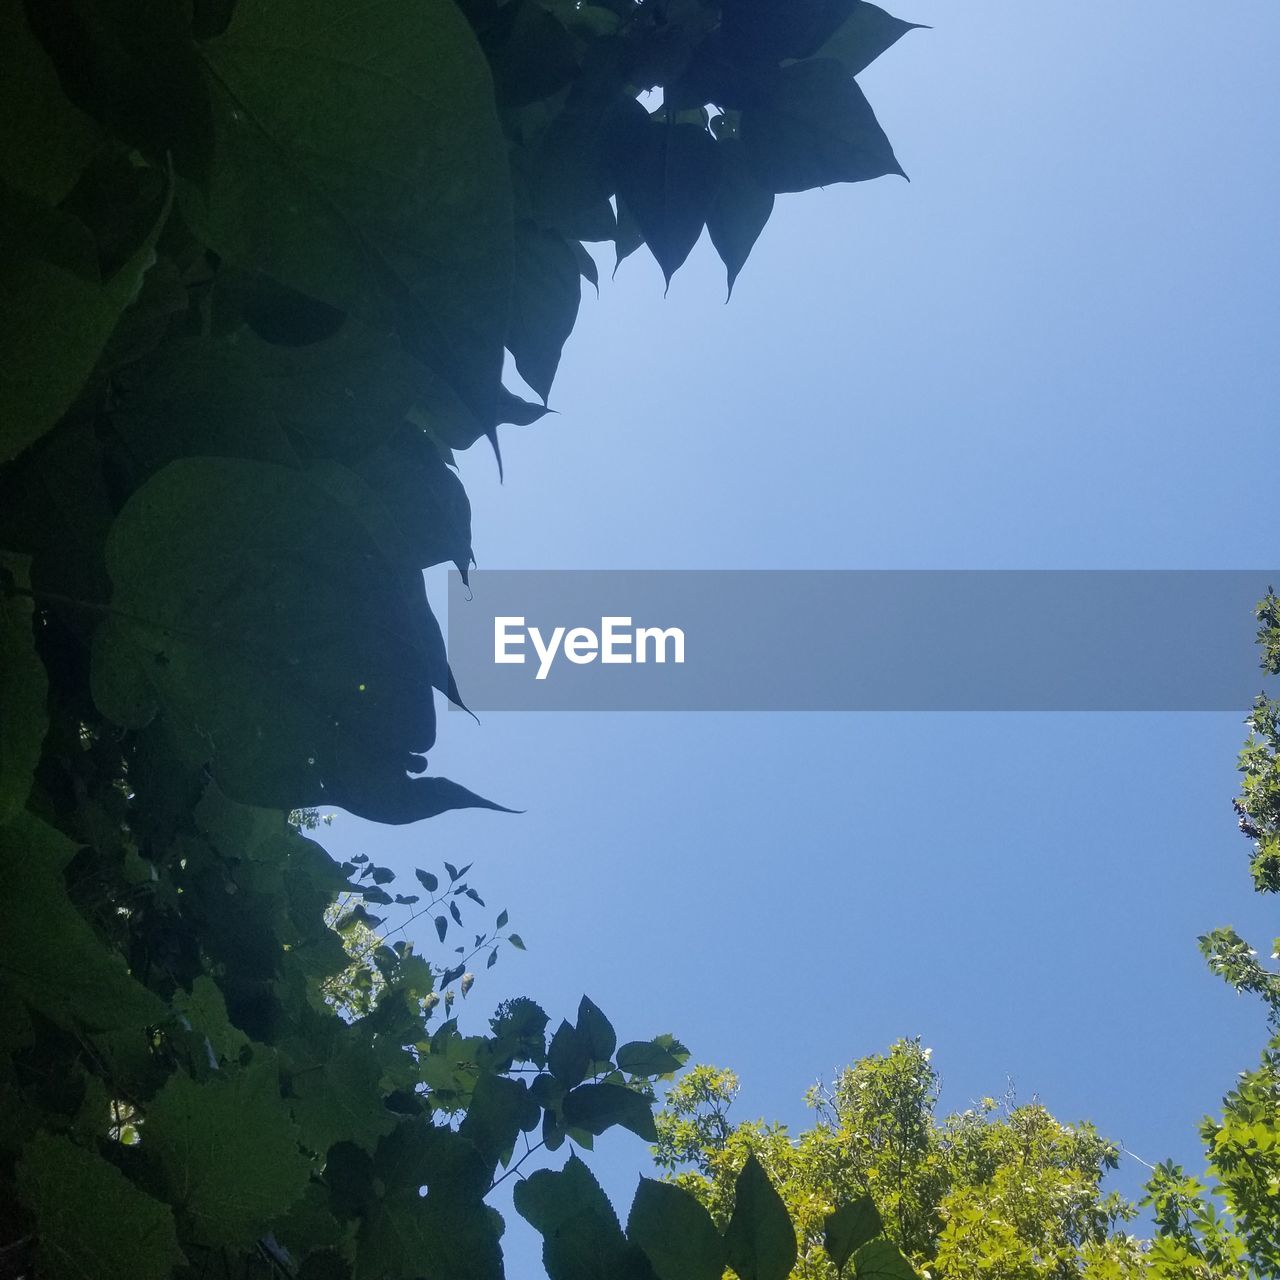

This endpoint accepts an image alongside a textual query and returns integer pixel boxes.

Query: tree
[1142,590,1280,1280]
[0,0,924,1275]
[655,1043,1145,1279]
[653,597,1280,1280]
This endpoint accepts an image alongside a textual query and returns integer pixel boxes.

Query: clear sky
[322,0,1280,1266]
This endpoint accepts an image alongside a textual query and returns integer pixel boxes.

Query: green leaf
[616,1039,686,1077]
[94,457,506,823]
[549,1019,591,1088]
[509,223,582,402]
[616,119,722,287]
[508,932,527,950]
[312,422,473,576]
[115,314,423,468]
[458,1073,539,1170]
[190,0,512,425]
[613,198,644,276]
[516,1158,659,1280]
[145,1058,312,1247]
[724,1154,797,1280]
[562,1082,658,1142]
[742,59,905,194]
[812,3,927,76]
[496,386,552,428]
[571,239,600,293]
[0,0,102,204]
[515,1154,620,1237]
[416,869,439,893]
[24,0,213,174]
[0,812,167,1032]
[0,172,170,462]
[577,995,618,1062]
[289,1035,397,1155]
[853,1239,919,1279]
[485,0,578,108]
[627,1178,726,1280]
[356,1189,503,1280]
[172,974,250,1065]
[525,97,639,238]
[17,1132,186,1280]
[707,139,774,299]
[0,553,47,822]
[825,1196,883,1273]
[721,0,856,65]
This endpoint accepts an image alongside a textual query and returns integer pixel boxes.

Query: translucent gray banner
[444,571,1278,711]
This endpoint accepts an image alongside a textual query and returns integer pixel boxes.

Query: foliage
[655,1044,1144,1279]
[1148,591,1280,1279]
[0,0,923,1274]
[647,601,1280,1280]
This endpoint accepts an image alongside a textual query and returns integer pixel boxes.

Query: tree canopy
[653,599,1280,1280]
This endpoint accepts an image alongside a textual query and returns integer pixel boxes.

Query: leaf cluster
[1,0,923,1273]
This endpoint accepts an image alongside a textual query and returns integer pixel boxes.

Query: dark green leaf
[0,813,167,1032]
[146,1059,312,1247]
[0,172,170,462]
[853,1239,919,1279]
[707,139,774,298]
[627,1178,725,1280]
[612,198,644,276]
[496,386,552,427]
[435,915,448,943]
[508,932,527,950]
[742,59,905,194]
[17,1132,187,1280]
[513,1153,657,1277]
[812,3,927,76]
[616,119,721,287]
[416,869,439,893]
[571,239,600,293]
[496,909,509,929]
[724,1155,797,1280]
[509,223,581,402]
[289,1037,397,1155]
[0,553,46,822]
[356,1188,503,1280]
[190,0,512,424]
[93,458,507,823]
[562,1083,658,1142]
[314,423,473,575]
[483,0,577,107]
[514,1154,618,1237]
[825,1197,883,1273]
[25,0,213,174]
[616,1039,686,1077]
[548,1019,591,1088]
[0,0,102,204]
[459,1074,539,1170]
[720,0,856,65]
[577,995,617,1062]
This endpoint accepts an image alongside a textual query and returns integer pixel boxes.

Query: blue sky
[323,0,1280,1264]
